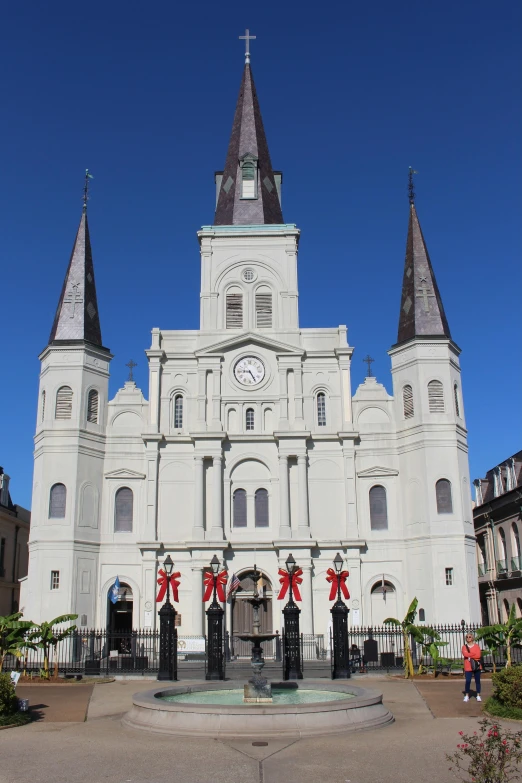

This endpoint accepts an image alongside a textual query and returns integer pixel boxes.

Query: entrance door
[107,582,134,652]
[231,572,273,657]
[370,581,397,626]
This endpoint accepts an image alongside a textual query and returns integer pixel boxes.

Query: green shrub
[485,696,522,721]
[0,711,31,727]
[492,664,522,709]
[0,673,19,716]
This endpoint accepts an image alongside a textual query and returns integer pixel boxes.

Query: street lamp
[282,553,303,681]
[157,555,178,681]
[330,552,350,679]
[206,554,225,680]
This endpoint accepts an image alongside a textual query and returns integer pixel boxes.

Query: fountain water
[236,566,277,703]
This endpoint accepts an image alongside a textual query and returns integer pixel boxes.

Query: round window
[242,269,256,282]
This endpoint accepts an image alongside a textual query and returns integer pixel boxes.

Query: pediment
[104,468,146,480]
[357,466,399,478]
[196,332,303,357]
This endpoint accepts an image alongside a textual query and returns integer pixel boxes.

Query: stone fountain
[237,566,277,703]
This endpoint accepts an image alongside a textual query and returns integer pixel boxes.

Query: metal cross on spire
[83,169,94,212]
[363,355,375,377]
[408,166,418,206]
[126,359,137,382]
[239,28,256,64]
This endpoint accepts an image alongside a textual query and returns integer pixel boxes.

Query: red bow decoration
[326,568,350,601]
[156,569,181,603]
[277,567,303,601]
[202,570,228,602]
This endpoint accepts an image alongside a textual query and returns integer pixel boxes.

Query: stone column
[278,367,289,429]
[196,368,206,429]
[210,455,224,540]
[278,455,291,538]
[193,456,205,540]
[294,365,305,425]
[191,566,204,635]
[297,454,310,537]
[144,441,159,540]
[299,563,314,634]
[211,367,222,428]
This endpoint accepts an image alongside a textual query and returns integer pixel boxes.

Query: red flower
[459,731,464,736]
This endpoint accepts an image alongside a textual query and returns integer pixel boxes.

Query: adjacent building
[0,468,30,615]
[473,450,522,624]
[20,54,481,634]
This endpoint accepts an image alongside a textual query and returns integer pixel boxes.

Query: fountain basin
[122,680,393,739]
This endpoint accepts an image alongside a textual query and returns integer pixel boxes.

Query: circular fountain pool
[123,681,393,739]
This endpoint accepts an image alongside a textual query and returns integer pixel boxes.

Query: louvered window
[55,386,73,419]
[241,160,256,198]
[255,293,272,328]
[428,380,445,413]
[369,485,388,530]
[453,384,460,417]
[245,408,255,431]
[115,487,133,532]
[49,483,66,518]
[226,294,243,328]
[317,393,326,427]
[87,389,99,423]
[436,479,453,513]
[403,385,414,419]
[41,390,46,422]
[255,488,269,527]
[174,395,183,429]
[233,489,247,527]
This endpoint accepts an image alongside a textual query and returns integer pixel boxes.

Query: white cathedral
[21,55,481,638]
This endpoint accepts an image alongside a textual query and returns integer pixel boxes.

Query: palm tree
[29,615,78,679]
[384,597,424,679]
[476,603,522,668]
[0,613,34,672]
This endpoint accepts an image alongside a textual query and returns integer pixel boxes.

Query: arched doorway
[231,571,273,658]
[107,581,134,644]
[370,580,397,626]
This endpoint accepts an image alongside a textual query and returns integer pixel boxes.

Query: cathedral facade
[21,60,481,636]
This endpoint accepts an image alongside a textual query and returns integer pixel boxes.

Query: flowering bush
[446,718,522,783]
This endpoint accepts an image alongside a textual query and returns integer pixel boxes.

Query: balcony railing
[497,559,508,575]
[478,563,488,577]
[511,556,522,572]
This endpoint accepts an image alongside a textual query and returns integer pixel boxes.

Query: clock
[234,356,265,386]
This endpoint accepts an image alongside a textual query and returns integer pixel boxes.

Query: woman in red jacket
[462,632,482,702]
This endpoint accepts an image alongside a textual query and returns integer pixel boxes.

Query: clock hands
[248,369,256,382]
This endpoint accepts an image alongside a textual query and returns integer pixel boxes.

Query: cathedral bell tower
[388,175,480,623]
[23,175,112,624]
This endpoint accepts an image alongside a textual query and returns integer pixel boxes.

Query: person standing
[462,632,482,702]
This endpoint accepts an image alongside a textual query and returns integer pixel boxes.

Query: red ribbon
[202,570,227,602]
[277,567,303,601]
[326,568,350,601]
[156,569,181,603]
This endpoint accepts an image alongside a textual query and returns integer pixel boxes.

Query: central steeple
[214,62,284,225]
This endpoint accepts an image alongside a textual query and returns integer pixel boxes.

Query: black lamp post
[331,552,350,679]
[157,555,178,681]
[282,553,303,680]
[206,554,225,680]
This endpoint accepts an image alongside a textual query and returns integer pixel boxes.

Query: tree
[0,613,34,673]
[384,597,424,679]
[476,604,522,669]
[29,615,78,679]
[418,635,449,677]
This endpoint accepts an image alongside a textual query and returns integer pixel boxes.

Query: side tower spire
[396,171,451,345]
[48,170,103,347]
[214,39,283,226]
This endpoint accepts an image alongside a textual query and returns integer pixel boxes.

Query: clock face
[234,356,265,386]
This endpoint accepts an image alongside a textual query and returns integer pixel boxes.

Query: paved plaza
[0,676,514,783]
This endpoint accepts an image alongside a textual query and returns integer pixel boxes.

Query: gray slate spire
[214,63,283,225]
[397,204,451,345]
[48,209,103,346]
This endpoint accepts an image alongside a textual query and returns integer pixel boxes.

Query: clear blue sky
[1,0,520,508]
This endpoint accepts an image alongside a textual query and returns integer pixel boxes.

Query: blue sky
[1,0,521,508]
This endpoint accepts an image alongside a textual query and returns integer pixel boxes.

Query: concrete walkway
[0,676,518,783]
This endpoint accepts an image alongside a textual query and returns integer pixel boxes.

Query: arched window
[317,392,326,427]
[255,489,269,528]
[87,389,99,423]
[174,395,183,429]
[245,408,255,431]
[233,489,247,527]
[498,527,507,567]
[41,390,46,423]
[503,599,510,622]
[55,386,73,419]
[517,598,522,618]
[478,535,488,574]
[512,524,521,570]
[241,159,256,198]
[418,608,426,622]
[369,485,388,530]
[115,487,133,532]
[255,289,272,328]
[49,483,66,518]
[453,383,460,417]
[436,479,453,513]
[403,385,414,419]
[226,291,243,328]
[428,380,445,413]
